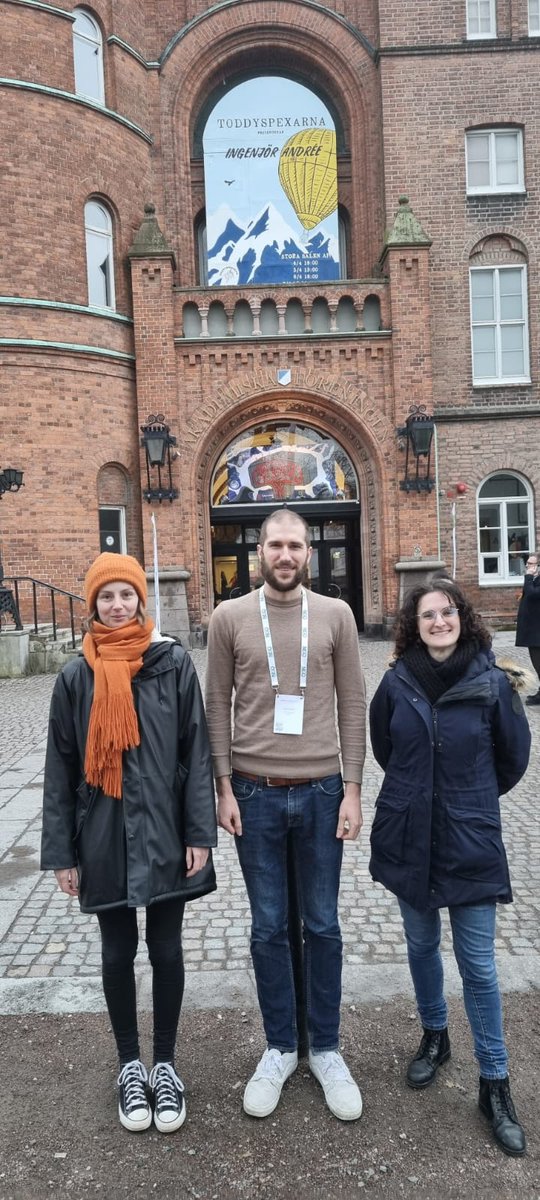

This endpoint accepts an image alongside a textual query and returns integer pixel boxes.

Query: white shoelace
[148,1062,184,1111]
[314,1052,352,1081]
[255,1049,289,1081]
[117,1060,149,1114]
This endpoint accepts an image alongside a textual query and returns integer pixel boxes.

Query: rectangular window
[470,266,530,385]
[529,0,540,33]
[466,129,524,194]
[99,507,126,554]
[467,0,496,37]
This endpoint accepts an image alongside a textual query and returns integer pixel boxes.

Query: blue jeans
[398,899,508,1079]
[232,772,344,1053]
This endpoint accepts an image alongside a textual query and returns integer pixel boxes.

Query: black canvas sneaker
[149,1062,186,1133]
[117,1059,152,1132]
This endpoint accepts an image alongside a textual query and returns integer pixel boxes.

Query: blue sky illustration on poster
[203,76,340,287]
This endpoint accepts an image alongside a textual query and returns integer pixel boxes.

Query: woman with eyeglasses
[369,580,530,1157]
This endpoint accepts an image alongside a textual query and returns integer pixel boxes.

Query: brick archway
[184,372,396,628]
[160,0,380,283]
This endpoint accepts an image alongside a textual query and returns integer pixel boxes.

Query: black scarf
[401,640,480,705]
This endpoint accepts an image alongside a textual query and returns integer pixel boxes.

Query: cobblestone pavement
[1,636,539,1014]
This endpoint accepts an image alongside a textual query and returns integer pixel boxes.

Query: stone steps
[0,626,82,677]
[27,628,82,675]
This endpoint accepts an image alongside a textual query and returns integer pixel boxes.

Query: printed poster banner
[203,77,340,287]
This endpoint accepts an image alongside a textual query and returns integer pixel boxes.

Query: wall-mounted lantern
[140,414,178,503]
[0,466,24,628]
[397,405,435,493]
[0,467,24,498]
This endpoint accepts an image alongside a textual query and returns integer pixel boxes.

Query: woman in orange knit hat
[41,553,217,1134]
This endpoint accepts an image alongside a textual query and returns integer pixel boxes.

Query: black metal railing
[3,576,85,648]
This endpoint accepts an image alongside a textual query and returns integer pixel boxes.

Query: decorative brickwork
[1,0,539,635]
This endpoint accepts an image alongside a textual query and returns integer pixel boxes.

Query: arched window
[73,9,104,104]
[207,301,227,336]
[85,200,115,309]
[211,422,358,506]
[201,76,340,288]
[182,302,202,337]
[362,294,381,331]
[477,473,534,583]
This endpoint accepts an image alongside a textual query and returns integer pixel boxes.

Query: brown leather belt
[233,769,313,787]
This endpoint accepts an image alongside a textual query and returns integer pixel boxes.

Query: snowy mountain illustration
[207,202,339,286]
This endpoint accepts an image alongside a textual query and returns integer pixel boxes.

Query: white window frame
[85,200,115,310]
[529,0,540,34]
[467,0,496,38]
[73,8,104,104]
[99,505,127,553]
[477,474,534,585]
[466,128,525,195]
[469,265,530,386]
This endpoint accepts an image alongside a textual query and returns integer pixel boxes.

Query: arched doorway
[209,420,364,627]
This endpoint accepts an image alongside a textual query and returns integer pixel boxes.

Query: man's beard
[259,555,309,593]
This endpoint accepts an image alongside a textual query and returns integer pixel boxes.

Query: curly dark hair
[393,580,491,658]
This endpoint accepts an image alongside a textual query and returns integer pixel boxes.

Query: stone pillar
[380,196,440,572]
[146,568,191,643]
[128,205,193,635]
[0,630,30,677]
[395,558,448,606]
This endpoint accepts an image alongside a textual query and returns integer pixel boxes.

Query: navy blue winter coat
[369,649,530,911]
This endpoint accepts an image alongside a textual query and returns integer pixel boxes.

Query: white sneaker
[309,1050,363,1121]
[243,1048,298,1117]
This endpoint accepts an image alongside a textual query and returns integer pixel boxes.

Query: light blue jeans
[232,771,344,1053]
[398,899,508,1079]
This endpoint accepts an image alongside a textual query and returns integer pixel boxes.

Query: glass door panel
[211,515,363,628]
[213,554,240,602]
[248,551,262,590]
[328,545,349,601]
[308,547,321,593]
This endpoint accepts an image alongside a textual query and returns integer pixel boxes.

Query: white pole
[150,512,161,632]
[433,424,441,561]
[451,501,457,578]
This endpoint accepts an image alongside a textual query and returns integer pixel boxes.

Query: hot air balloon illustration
[278,129,338,230]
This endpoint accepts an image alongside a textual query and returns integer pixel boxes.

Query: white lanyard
[259,586,309,694]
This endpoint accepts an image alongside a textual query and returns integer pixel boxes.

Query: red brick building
[2,0,539,638]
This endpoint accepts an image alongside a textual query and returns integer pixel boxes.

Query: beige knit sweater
[206,587,366,783]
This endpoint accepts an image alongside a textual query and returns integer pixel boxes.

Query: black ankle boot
[478,1076,526,1157]
[406,1027,451,1089]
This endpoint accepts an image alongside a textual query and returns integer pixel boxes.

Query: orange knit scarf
[83,617,154,799]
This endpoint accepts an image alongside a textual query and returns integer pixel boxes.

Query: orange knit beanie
[84,553,147,613]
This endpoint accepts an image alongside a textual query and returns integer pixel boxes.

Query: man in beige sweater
[206,508,366,1122]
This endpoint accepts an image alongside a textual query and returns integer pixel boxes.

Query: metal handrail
[4,575,85,648]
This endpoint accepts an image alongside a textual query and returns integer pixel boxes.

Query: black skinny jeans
[528,645,540,683]
[97,898,185,1066]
